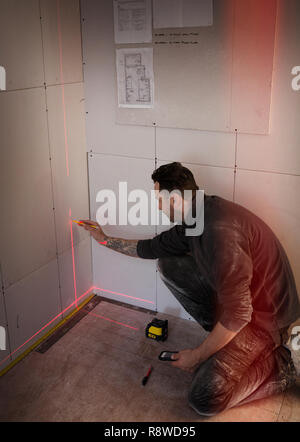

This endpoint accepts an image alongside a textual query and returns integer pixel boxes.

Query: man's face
[154,181,175,222]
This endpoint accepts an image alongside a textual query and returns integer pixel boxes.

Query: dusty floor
[0,298,299,422]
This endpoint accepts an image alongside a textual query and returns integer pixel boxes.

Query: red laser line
[93,286,154,305]
[69,209,78,308]
[0,286,94,368]
[87,312,139,330]
[57,0,70,177]
[0,286,148,368]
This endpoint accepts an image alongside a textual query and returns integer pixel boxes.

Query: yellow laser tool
[145,318,168,341]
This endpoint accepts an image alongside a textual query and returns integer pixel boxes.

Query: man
[80,162,300,416]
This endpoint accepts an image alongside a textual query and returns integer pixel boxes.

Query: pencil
[142,365,153,386]
[72,220,98,229]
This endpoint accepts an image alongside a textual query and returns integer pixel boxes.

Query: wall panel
[89,153,157,309]
[236,0,300,175]
[0,0,44,90]
[40,0,83,85]
[235,169,300,297]
[58,237,93,314]
[46,82,90,254]
[4,259,61,362]
[0,88,57,289]
[157,127,236,168]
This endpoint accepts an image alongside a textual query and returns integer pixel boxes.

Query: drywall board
[235,169,300,298]
[40,0,83,86]
[80,0,276,134]
[230,0,277,134]
[89,153,157,309]
[46,83,90,254]
[0,88,57,289]
[81,0,155,158]
[116,0,234,131]
[236,0,300,175]
[156,127,236,168]
[0,291,11,370]
[153,0,213,28]
[88,153,156,239]
[58,237,92,314]
[4,258,61,363]
[0,0,44,91]
[92,240,156,310]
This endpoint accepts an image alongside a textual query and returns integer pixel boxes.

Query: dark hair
[151,162,199,199]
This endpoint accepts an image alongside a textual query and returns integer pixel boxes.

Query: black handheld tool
[158,351,179,361]
[142,365,153,386]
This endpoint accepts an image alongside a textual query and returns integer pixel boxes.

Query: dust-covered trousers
[157,254,297,416]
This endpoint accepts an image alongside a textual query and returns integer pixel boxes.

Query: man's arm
[105,237,139,258]
[171,321,239,372]
[195,322,238,361]
[78,220,139,257]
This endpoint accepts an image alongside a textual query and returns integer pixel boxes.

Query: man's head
[152,162,199,222]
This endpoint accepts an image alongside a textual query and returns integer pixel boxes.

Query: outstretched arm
[78,220,139,258]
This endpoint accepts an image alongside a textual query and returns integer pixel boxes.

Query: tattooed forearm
[103,236,139,258]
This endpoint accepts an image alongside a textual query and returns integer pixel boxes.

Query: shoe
[285,328,300,381]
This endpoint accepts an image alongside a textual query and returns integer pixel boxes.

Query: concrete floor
[0,299,299,422]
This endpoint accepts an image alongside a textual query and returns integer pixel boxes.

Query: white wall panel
[0,88,57,289]
[0,0,44,90]
[89,153,157,309]
[157,127,236,168]
[46,82,90,254]
[88,153,156,239]
[4,259,61,362]
[40,0,83,85]
[230,0,277,134]
[237,0,300,175]
[235,169,300,297]
[92,241,156,310]
[58,237,93,314]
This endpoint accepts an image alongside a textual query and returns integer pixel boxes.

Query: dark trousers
[157,254,296,416]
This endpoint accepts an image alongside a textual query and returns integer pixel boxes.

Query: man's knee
[187,362,231,416]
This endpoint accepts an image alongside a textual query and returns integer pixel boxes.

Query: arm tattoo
[103,236,139,258]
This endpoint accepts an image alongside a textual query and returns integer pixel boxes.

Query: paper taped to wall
[153,0,213,29]
[116,48,154,108]
[113,0,152,43]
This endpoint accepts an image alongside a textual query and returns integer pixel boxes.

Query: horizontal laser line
[93,286,154,305]
[87,312,139,330]
[0,286,95,368]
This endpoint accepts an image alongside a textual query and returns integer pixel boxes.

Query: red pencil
[142,365,153,386]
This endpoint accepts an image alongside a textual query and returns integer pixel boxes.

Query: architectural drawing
[116,48,154,108]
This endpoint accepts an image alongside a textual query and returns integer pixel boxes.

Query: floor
[0,298,299,422]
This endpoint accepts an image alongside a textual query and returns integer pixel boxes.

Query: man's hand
[170,348,202,373]
[78,220,139,257]
[78,220,107,243]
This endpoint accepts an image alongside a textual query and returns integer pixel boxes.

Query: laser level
[145,318,168,341]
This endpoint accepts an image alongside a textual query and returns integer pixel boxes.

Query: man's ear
[171,192,183,211]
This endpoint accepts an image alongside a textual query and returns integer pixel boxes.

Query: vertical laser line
[69,209,78,309]
[57,0,70,177]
